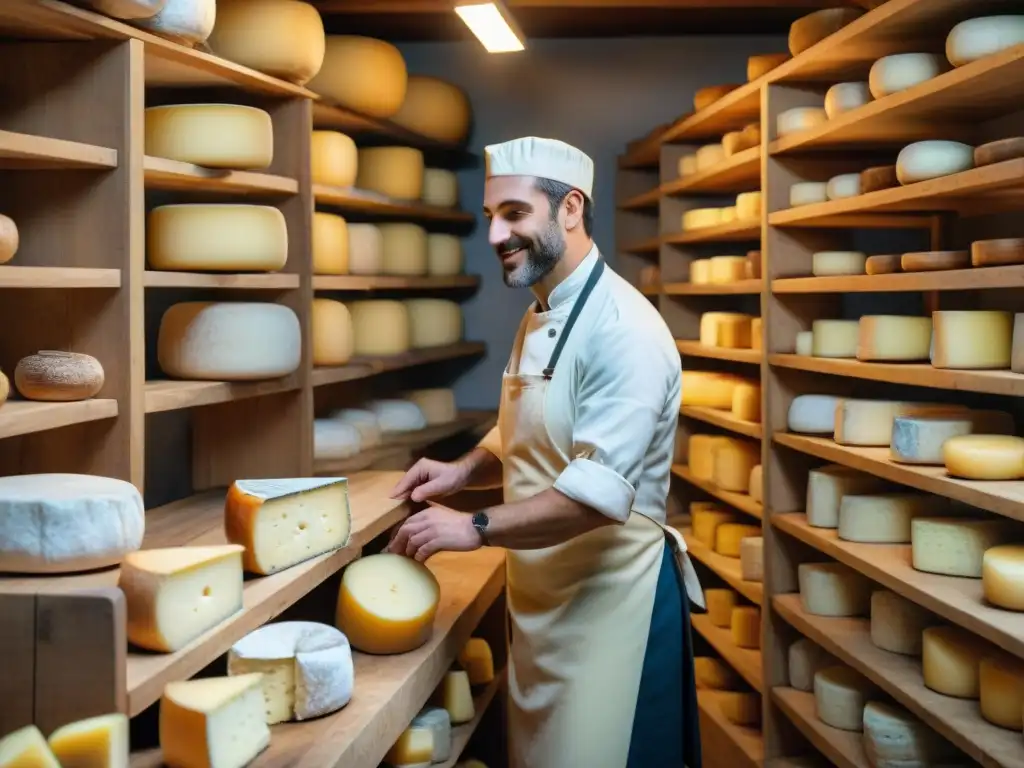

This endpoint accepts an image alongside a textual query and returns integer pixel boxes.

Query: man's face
[483,175,565,288]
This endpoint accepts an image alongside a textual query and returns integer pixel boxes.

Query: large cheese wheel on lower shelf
[979,652,1024,729]
[390,76,471,144]
[868,53,948,99]
[336,553,440,654]
[206,0,326,85]
[148,204,288,272]
[946,15,1024,67]
[857,315,932,361]
[423,168,458,208]
[357,147,424,200]
[806,464,885,529]
[158,302,302,380]
[814,665,875,731]
[912,517,1016,577]
[311,298,354,366]
[943,434,1024,480]
[427,234,464,276]
[380,223,428,276]
[922,625,992,698]
[789,8,865,56]
[405,388,457,425]
[145,104,273,169]
[307,36,408,118]
[799,562,870,617]
[896,141,974,185]
[135,0,216,46]
[983,544,1024,611]
[348,223,383,275]
[870,590,932,656]
[787,394,840,435]
[862,702,964,767]
[932,310,1012,369]
[350,301,409,356]
[0,474,144,574]
[406,299,462,348]
[824,82,871,119]
[311,131,358,187]
[313,212,348,275]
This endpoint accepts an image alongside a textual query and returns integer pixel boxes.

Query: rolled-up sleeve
[477,425,502,460]
[553,327,671,523]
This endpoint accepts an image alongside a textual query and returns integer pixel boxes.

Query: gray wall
[399,35,788,410]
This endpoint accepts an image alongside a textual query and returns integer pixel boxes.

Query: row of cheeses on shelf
[698,312,762,351]
[803,241,1024,278]
[689,505,762,581]
[681,371,761,423]
[704,589,761,650]
[0,351,104,404]
[685,435,762,498]
[693,660,761,729]
[676,123,760,178]
[83,0,473,145]
[793,310,1024,372]
[688,251,761,285]
[779,15,1024,136]
[786,138,1024,209]
[796,562,1024,734]
[680,192,762,231]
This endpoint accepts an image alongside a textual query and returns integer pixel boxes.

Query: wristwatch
[471,510,490,545]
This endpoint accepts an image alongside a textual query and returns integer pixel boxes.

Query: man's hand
[390,457,471,502]
[386,503,482,562]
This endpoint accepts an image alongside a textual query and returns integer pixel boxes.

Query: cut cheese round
[932,310,1013,369]
[740,536,763,582]
[158,302,301,380]
[922,625,991,698]
[135,0,215,46]
[865,254,902,275]
[789,638,833,692]
[145,104,273,169]
[313,419,361,461]
[837,493,933,543]
[912,517,1016,577]
[705,588,737,628]
[944,434,1024,480]
[0,474,144,574]
[868,53,947,99]
[974,137,1024,167]
[807,464,885,529]
[379,223,428,276]
[406,299,462,348]
[336,553,440,654]
[709,256,747,284]
[311,131,358,187]
[227,621,353,723]
[694,657,741,690]
[696,143,726,172]
[834,400,958,448]
[390,76,471,144]
[983,544,1024,611]
[812,251,866,276]
[427,234,464,276]
[787,394,840,435]
[308,36,407,118]
[824,82,871,119]
[789,8,865,56]
[736,191,762,220]
[979,652,1024,729]
[368,399,427,433]
[795,330,813,356]
[311,298,354,366]
[811,319,858,358]
[693,84,740,112]
[862,701,964,767]
[730,606,760,649]
[148,204,288,273]
[826,173,861,200]
[896,140,974,185]
[860,165,899,193]
[714,522,760,557]
[14,351,104,402]
[350,300,409,356]
[329,409,382,447]
[404,388,457,425]
[777,107,827,138]
[748,52,790,81]
[870,590,932,656]
[357,147,424,200]
[890,410,1013,465]
[206,0,326,84]
[348,223,383,275]
[857,315,932,361]
[313,212,348,275]
[789,182,828,207]
[972,237,1024,267]
[900,250,970,272]
[946,15,1024,67]
[47,714,129,768]
[799,561,871,617]
[422,168,458,208]
[814,665,875,731]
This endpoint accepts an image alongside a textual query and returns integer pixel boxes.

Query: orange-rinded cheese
[983,544,1024,611]
[47,713,129,768]
[692,507,737,547]
[311,131,357,187]
[458,637,495,685]
[731,382,761,422]
[705,588,737,628]
[715,523,760,557]
[357,147,424,201]
[943,435,1024,480]
[694,657,740,690]
[0,725,60,768]
[979,652,1024,729]
[681,371,743,409]
[731,606,761,649]
[712,439,761,492]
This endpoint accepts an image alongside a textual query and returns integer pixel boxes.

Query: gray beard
[502,222,565,289]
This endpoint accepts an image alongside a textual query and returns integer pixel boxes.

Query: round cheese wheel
[974,137,1024,167]
[868,53,948,99]
[422,168,458,208]
[971,238,1024,267]
[777,107,827,137]
[406,299,462,348]
[865,254,902,275]
[311,131,357,187]
[357,147,424,200]
[795,331,813,356]
[0,369,8,406]
[145,104,273,169]
[789,8,865,56]
[824,82,871,119]
[0,213,19,265]
[896,140,974,185]
[983,545,1024,611]
[308,36,408,118]
[722,131,743,157]
[157,302,302,380]
[206,0,326,85]
[147,204,288,272]
[427,234,464,276]
[695,143,725,172]
[329,408,382,447]
[826,173,861,200]
[946,15,1024,67]
[311,298,354,366]
[313,419,361,461]
[979,653,1024,729]
[860,165,898,193]
[336,553,440,654]
[136,0,216,47]
[812,251,867,276]
[922,625,989,698]
[368,399,427,433]
[0,474,145,574]
[789,182,828,207]
[349,300,409,356]
[83,0,165,19]
[348,223,383,275]
[379,224,428,276]
[404,388,457,425]
[312,212,348,275]
[739,123,760,151]
[747,52,790,81]
[694,84,740,112]
[390,76,471,144]
[15,351,104,402]
[900,250,970,272]
[746,250,762,280]
[944,435,1024,480]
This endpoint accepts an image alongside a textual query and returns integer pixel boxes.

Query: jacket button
[548,328,556,338]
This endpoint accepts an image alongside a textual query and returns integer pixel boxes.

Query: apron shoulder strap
[542,257,605,379]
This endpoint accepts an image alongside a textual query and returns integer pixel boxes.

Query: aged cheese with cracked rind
[807,464,886,529]
[837,493,936,543]
[308,36,407,118]
[812,251,866,276]
[824,82,871,119]
[406,299,462,348]
[812,319,858,358]
[932,310,1013,369]
[714,523,760,557]
[705,589,738,628]
[720,692,761,726]
[868,53,948,99]
[778,107,827,137]
[788,637,833,691]
[870,590,932,656]
[313,212,348,275]
[826,173,861,200]
[423,168,459,208]
[731,605,760,649]
[350,300,410,356]
[922,625,993,698]
[896,141,974,185]
[901,250,970,272]
[814,665,876,731]
[980,652,1024,729]
[944,434,1024,480]
[311,131,357,187]
[145,104,273,169]
[946,15,1024,67]
[148,204,288,273]
[689,435,732,481]
[694,657,741,690]
[47,713,128,768]
[391,76,471,144]
[795,330,813,356]
[912,517,1017,577]
[799,562,871,617]
[712,440,761,493]
[983,544,1024,611]
[789,181,828,207]
[789,8,865,56]
[890,410,1014,465]
[740,536,763,582]
[862,701,965,767]
[787,394,840,435]
[357,147,424,201]
[312,298,354,366]
[857,315,932,362]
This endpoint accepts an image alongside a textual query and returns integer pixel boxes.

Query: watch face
[472,511,488,528]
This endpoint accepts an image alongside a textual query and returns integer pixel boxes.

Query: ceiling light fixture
[454,1,525,53]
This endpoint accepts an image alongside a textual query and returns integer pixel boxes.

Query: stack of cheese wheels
[308,36,408,118]
[145,104,274,169]
[406,299,462,348]
[391,76,472,144]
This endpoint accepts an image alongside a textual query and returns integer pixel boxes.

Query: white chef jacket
[478,245,682,525]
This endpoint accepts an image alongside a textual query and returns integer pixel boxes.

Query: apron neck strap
[541,257,605,380]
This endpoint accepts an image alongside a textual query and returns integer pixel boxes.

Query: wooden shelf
[436,669,506,768]
[772,687,869,768]
[664,279,762,296]
[682,530,763,606]
[311,343,487,388]
[622,235,661,255]
[313,185,476,224]
[692,613,763,692]
[697,690,764,768]
[772,265,1024,294]
[671,465,763,520]
[676,340,762,365]
[143,271,300,289]
[680,404,762,439]
[143,156,298,196]
[662,148,761,196]
[144,378,300,414]
[664,219,760,245]
[0,128,116,170]
[0,266,121,289]
[311,101,472,156]
[619,186,661,211]
[662,81,761,143]
[618,133,663,171]
[313,274,480,291]
[0,398,118,439]
[773,592,1024,768]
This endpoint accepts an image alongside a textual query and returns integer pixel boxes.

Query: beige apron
[499,258,703,768]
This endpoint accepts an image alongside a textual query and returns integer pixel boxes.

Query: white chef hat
[484,136,594,200]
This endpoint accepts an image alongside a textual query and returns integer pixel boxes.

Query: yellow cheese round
[731,382,760,422]
[789,8,865,56]
[312,212,349,275]
[857,315,932,362]
[336,553,440,654]
[311,298,354,366]
[357,147,424,200]
[922,625,990,699]
[979,652,1024,729]
[689,435,732,480]
[207,0,326,85]
[147,204,288,272]
[932,310,1012,369]
[943,435,1024,480]
[404,388,457,425]
[747,52,790,81]
[391,76,472,144]
[811,251,866,276]
[426,234,464,276]
[0,213,17,265]
[712,441,760,493]
[308,36,408,118]
[736,191,762,220]
[720,692,761,727]
[145,104,273,169]
[694,657,740,690]
[696,143,726,172]
[422,168,458,207]
[406,299,462,348]
[983,544,1024,611]
[730,606,760,649]
[692,507,737,548]
[708,256,747,284]
[714,523,760,557]
[348,223,384,275]
[379,224,428,276]
[689,259,711,284]
[680,371,743,409]
[350,301,409,356]
[311,131,357,188]
[705,588,737,628]
[811,319,859,358]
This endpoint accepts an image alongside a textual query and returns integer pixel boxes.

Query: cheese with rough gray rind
[983,544,1024,611]
[206,0,326,84]
[313,420,360,461]
[692,507,738,546]
[869,53,948,98]
[705,589,737,628]
[348,223,383,275]
[788,638,833,691]
[835,400,959,448]
[749,465,762,504]
[891,410,1014,465]
[405,388,457,425]
[862,701,964,768]
[350,300,409,356]
[807,464,886,529]
[13,351,103,403]
[789,182,828,207]
[811,319,858,358]
[812,251,866,276]
[307,36,407,118]
[714,522,760,557]
[694,657,741,690]
[368,399,427,433]
[406,299,462,348]
[826,173,861,200]
[946,15,1024,67]
[357,147,424,200]
[814,665,875,731]
[689,435,732,481]
[422,168,458,207]
[148,204,288,273]
[411,706,452,762]
[158,302,302,380]
[787,394,840,435]
[795,331,813,356]
[922,625,992,698]
[311,298,354,366]
[311,131,357,187]
[896,141,974,185]
[912,517,1017,577]
[748,52,790,81]
[227,621,353,723]
[856,315,932,362]
[145,104,273,169]
[378,223,428,276]
[313,212,348,275]
[777,107,827,137]
[740,536,763,582]
[870,590,932,656]
[712,440,760,492]
[136,0,215,46]
[789,8,865,56]
[944,434,1024,480]
[838,493,935,543]
[799,562,871,616]
[391,76,471,143]
[824,82,871,119]
[932,310,1013,369]
[980,652,1024,729]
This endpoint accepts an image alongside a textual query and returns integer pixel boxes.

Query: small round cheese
[312,131,357,188]
[983,544,1024,611]
[328,408,381,447]
[368,399,427,433]
[0,474,145,574]
[145,104,273,169]
[824,82,871,119]
[811,319,858,358]
[308,36,408,118]
[814,665,875,731]
[826,173,861,200]
[787,394,840,434]
[406,299,462,348]
[426,234,464,276]
[922,625,991,698]
[868,53,948,99]
[14,351,104,402]
[777,107,827,138]
[380,224,428,276]
[943,435,1024,480]
[350,300,409,356]
[812,251,866,276]
[795,331,813,356]
[946,15,1024,67]
[789,182,828,207]
[0,213,18,265]
[865,254,902,275]
[979,652,1024,729]
[404,389,457,425]
[313,419,361,461]
[311,298,354,366]
[348,223,383,275]
[357,147,424,200]
[136,0,216,46]
[312,212,348,275]
[336,553,441,654]
[422,168,458,208]
[148,204,288,273]
[390,76,471,144]
[896,140,974,185]
[870,590,932,656]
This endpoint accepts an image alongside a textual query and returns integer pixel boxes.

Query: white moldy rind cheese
[379,223,428,276]
[811,319,858,358]
[313,212,348,275]
[369,400,427,433]
[824,82,871,119]
[811,251,867,276]
[227,621,354,724]
[350,300,409,356]
[857,315,932,361]
[870,590,932,656]
[311,298,354,366]
[983,544,1024,611]
[740,536,763,582]
[148,204,288,273]
[944,434,1024,480]
[979,651,1024,729]
[422,168,459,208]
[158,302,301,380]
[406,299,463,348]
[932,310,1013,369]
[862,701,965,768]
[136,0,216,46]
[777,107,827,137]
[789,181,829,207]
[348,223,384,275]
[145,104,273,169]
[868,53,948,99]
[391,76,472,144]
[922,625,993,698]
[890,410,1015,465]
[826,173,861,200]
[814,665,876,731]
[311,131,358,187]
[837,493,935,544]
[0,474,144,574]
[799,561,871,617]
[912,517,1016,578]
[795,330,813,356]
[806,465,886,528]
[946,15,1024,67]
[313,419,361,461]
[788,638,833,691]
[896,141,974,185]
[308,36,408,118]
[787,394,840,435]
[357,147,424,201]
